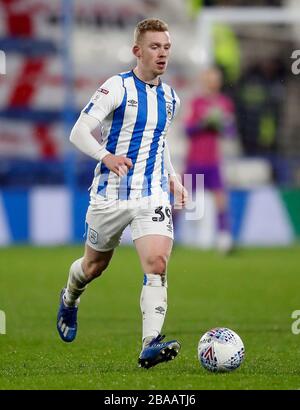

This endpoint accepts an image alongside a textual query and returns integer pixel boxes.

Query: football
[198,327,245,372]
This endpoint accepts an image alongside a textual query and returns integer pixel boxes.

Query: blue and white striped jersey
[83,70,180,201]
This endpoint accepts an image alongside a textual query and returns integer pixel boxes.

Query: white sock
[140,273,167,347]
[64,257,88,307]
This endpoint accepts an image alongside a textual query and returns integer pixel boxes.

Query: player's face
[135,31,171,78]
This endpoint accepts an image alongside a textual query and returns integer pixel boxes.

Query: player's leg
[57,246,114,343]
[63,244,114,307]
[57,201,128,342]
[132,192,181,365]
[214,188,229,232]
[204,165,233,253]
[134,234,180,368]
[135,234,172,344]
[213,189,233,253]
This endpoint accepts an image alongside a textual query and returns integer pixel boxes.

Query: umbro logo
[155,306,166,315]
[128,99,138,107]
[167,223,173,233]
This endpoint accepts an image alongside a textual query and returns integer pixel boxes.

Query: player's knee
[147,254,168,275]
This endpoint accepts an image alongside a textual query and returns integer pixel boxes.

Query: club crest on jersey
[166,102,173,120]
[88,228,98,244]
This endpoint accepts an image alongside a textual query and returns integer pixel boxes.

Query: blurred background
[0,0,299,248]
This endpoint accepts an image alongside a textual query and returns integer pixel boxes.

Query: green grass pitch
[0,245,300,390]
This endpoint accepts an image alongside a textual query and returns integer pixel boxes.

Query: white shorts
[85,192,174,252]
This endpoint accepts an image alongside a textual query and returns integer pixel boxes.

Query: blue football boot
[138,334,181,369]
[56,288,78,342]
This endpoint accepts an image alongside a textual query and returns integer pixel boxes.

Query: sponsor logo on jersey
[128,99,138,107]
[98,88,109,95]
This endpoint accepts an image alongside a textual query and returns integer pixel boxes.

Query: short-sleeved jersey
[82,70,180,202]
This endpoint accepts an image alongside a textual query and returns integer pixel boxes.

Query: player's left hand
[169,176,188,208]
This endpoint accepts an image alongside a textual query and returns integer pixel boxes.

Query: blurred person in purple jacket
[184,67,237,253]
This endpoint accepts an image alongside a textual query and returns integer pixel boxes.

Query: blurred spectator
[213,23,241,86]
[236,57,286,156]
[184,66,238,253]
[187,0,283,15]
[187,1,242,86]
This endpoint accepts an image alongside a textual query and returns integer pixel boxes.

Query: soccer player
[57,18,188,369]
[184,67,237,253]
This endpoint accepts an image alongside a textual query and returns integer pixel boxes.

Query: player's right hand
[169,176,188,208]
[102,154,133,177]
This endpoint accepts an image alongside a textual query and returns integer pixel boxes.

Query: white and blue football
[198,327,245,372]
